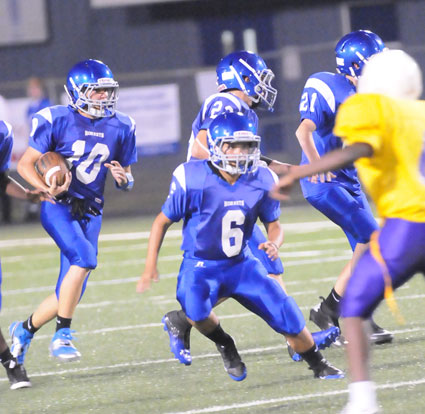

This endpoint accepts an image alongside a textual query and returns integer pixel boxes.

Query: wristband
[117,172,134,191]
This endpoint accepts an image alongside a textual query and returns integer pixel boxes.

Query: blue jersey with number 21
[299,72,361,196]
[29,105,138,211]
[162,160,280,260]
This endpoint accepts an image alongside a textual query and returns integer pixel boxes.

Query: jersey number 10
[70,140,110,184]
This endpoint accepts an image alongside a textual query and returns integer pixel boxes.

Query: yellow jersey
[334,93,425,222]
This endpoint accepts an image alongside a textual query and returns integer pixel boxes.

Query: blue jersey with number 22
[187,92,258,160]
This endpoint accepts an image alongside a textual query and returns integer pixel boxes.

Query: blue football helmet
[216,51,277,112]
[335,30,386,78]
[64,59,119,118]
[207,112,261,175]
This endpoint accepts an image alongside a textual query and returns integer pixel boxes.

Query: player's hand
[258,241,279,261]
[136,269,159,293]
[105,160,127,187]
[26,188,56,204]
[270,174,295,201]
[309,171,336,183]
[48,172,72,197]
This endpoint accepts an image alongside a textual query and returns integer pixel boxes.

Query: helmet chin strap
[195,137,211,157]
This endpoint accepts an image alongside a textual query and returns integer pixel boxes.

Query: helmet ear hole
[335,30,386,78]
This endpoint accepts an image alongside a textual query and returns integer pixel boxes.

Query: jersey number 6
[222,210,245,257]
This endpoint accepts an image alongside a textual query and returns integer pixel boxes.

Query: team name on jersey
[224,200,245,207]
[85,130,104,138]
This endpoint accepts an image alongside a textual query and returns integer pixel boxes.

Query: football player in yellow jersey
[270,49,424,414]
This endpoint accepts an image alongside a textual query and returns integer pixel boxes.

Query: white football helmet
[358,49,423,100]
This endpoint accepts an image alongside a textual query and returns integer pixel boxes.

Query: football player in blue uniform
[188,51,287,285]
[139,112,343,380]
[0,121,51,389]
[9,59,137,364]
[295,30,392,344]
[137,51,293,364]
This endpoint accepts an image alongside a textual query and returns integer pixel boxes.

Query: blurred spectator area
[0,0,423,218]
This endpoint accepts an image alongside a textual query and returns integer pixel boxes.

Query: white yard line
[1,251,352,280]
[3,309,423,341]
[0,338,423,414]
[163,378,425,414]
[0,220,341,249]
[0,237,349,263]
[1,271,418,298]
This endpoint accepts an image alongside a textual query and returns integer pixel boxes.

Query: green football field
[0,206,424,414]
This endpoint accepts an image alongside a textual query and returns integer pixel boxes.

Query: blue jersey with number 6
[162,160,280,260]
[299,72,360,197]
[29,105,137,211]
[187,93,258,160]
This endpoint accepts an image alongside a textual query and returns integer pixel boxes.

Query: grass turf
[0,206,424,414]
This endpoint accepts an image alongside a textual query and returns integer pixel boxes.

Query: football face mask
[216,51,277,112]
[207,112,261,175]
[211,133,261,175]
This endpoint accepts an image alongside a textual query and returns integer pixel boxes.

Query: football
[35,152,70,187]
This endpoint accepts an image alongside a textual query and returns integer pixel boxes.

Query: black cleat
[310,297,346,346]
[216,338,247,381]
[3,359,32,390]
[162,310,192,365]
[311,358,344,379]
[309,297,340,330]
[367,319,394,345]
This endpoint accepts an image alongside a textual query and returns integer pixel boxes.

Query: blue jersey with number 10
[299,72,361,196]
[187,92,258,160]
[29,105,138,210]
[162,160,280,261]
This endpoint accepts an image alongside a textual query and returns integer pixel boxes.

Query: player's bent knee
[73,245,98,269]
[71,254,97,270]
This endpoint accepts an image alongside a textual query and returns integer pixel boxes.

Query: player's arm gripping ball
[35,151,72,197]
